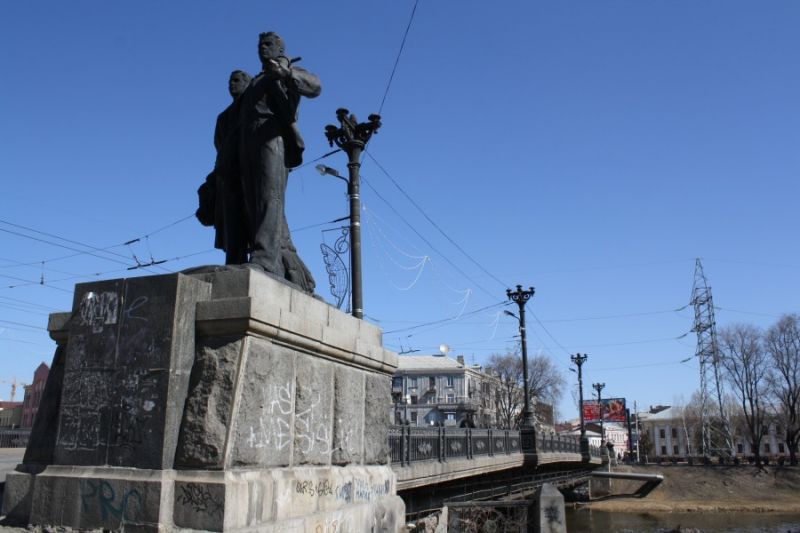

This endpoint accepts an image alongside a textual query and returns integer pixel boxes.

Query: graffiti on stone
[79,291,119,334]
[176,483,224,518]
[80,480,142,523]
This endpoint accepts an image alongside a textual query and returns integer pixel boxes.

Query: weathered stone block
[294,355,334,465]
[332,366,365,465]
[532,482,566,533]
[173,479,226,531]
[230,338,296,467]
[28,467,167,531]
[176,336,242,468]
[54,274,210,470]
[1,471,34,523]
[364,373,391,464]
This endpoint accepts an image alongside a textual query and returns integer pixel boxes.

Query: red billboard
[582,398,626,423]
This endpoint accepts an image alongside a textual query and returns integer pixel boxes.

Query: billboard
[582,398,626,423]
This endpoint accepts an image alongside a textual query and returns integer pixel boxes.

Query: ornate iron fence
[0,428,30,448]
[389,426,598,466]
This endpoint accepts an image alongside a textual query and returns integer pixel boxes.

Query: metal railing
[389,426,598,466]
[0,428,30,448]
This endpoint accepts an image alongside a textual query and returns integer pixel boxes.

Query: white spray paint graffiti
[247,382,294,450]
[245,381,334,456]
[295,392,332,456]
[79,291,119,333]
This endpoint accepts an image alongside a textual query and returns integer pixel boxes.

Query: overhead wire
[378,0,420,115]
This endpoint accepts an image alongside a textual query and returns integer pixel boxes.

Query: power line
[378,0,420,115]
[366,153,509,290]
[383,301,508,335]
[360,174,497,299]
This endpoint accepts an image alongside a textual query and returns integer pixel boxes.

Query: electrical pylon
[691,258,732,456]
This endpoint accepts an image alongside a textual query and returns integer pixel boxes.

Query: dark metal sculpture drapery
[320,227,351,311]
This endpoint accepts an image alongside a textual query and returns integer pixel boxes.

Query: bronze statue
[196,70,251,264]
[198,32,319,293]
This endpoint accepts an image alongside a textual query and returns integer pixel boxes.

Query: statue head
[258,32,286,65]
[228,70,251,99]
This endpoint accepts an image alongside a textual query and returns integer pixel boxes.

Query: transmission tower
[691,258,731,456]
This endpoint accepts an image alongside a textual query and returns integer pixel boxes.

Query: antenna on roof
[438,344,450,357]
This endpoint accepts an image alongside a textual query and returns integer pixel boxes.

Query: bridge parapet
[389,426,601,467]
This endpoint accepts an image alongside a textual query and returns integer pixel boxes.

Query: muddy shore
[583,464,800,514]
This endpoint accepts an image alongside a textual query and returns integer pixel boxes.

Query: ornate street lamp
[505,285,535,429]
[593,382,606,442]
[323,109,382,319]
[571,353,589,460]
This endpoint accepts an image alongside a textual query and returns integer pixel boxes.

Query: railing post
[467,428,473,459]
[402,425,410,466]
[439,426,445,463]
[488,428,494,456]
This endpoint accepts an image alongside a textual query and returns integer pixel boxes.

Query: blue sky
[1,1,798,419]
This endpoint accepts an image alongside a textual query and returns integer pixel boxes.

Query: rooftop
[397,355,464,370]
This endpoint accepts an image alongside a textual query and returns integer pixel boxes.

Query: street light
[505,285,535,429]
[571,353,588,438]
[323,109,382,320]
[592,382,606,443]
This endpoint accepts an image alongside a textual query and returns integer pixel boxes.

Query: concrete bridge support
[2,269,404,531]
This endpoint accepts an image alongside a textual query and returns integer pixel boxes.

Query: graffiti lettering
[176,483,224,518]
[80,480,141,522]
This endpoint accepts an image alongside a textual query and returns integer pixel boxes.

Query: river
[566,508,800,532]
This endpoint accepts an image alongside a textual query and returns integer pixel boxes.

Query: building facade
[21,362,49,428]
[638,405,798,458]
[390,354,500,427]
[0,401,23,428]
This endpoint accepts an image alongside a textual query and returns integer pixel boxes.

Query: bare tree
[765,314,800,465]
[719,323,771,466]
[486,353,523,429]
[486,352,565,429]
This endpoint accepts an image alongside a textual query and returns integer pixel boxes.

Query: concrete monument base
[2,268,405,531]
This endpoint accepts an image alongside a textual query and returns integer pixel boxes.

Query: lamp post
[505,285,535,429]
[593,382,606,443]
[323,109,382,319]
[571,353,588,438]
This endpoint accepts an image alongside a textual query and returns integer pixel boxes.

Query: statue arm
[285,66,321,98]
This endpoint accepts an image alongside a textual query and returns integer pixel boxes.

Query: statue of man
[235,31,321,292]
[197,69,252,264]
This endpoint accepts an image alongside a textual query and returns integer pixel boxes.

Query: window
[410,395,418,405]
[408,377,417,388]
[671,428,677,439]
[659,429,665,439]
[392,377,402,389]
[779,443,785,454]
[737,443,744,453]
[447,394,455,403]
[446,413,456,421]
[446,376,454,387]
[673,445,679,455]
[429,376,435,389]
[410,412,418,424]
[661,446,667,455]
[764,443,771,454]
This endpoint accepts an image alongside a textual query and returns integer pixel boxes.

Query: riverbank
[585,464,800,513]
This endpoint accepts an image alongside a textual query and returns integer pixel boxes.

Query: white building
[390,354,499,427]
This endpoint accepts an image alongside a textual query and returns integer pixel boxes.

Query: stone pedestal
[2,269,405,531]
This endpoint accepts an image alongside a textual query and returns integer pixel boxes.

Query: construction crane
[0,377,27,402]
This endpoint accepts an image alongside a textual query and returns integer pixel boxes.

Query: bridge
[387,425,604,519]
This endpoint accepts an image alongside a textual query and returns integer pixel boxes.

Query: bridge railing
[390,426,595,466]
[0,428,30,448]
